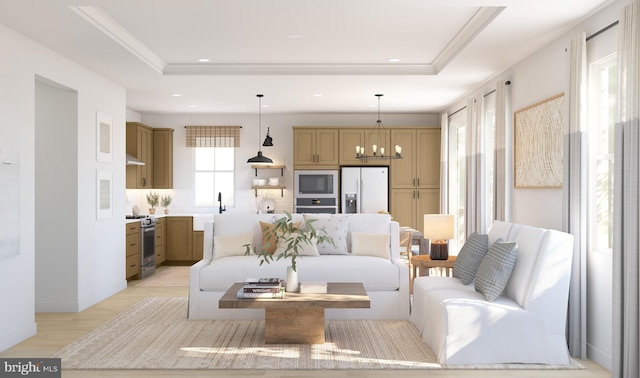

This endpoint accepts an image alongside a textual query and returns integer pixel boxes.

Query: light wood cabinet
[166,217,194,261]
[126,122,154,189]
[339,128,390,166]
[293,128,339,169]
[125,223,140,280]
[153,128,174,189]
[126,122,174,189]
[390,128,441,230]
[192,230,204,261]
[154,218,166,264]
[391,188,440,233]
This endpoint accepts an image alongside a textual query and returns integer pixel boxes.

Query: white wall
[446,0,625,370]
[128,112,438,214]
[0,22,127,351]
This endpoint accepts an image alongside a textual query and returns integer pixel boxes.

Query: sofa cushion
[213,214,304,255]
[505,224,546,307]
[199,255,400,291]
[351,231,390,259]
[214,232,253,259]
[303,214,350,255]
[260,221,300,255]
[474,239,518,301]
[453,232,489,285]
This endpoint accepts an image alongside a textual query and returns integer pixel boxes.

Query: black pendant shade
[247,151,273,164]
[262,127,273,146]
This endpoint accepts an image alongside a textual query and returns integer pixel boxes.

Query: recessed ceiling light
[262,104,271,108]
[198,58,210,62]
[388,58,400,62]
[313,94,323,97]
[188,104,197,108]
[171,93,182,97]
[287,34,304,39]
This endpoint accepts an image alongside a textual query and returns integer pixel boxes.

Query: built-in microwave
[294,170,339,199]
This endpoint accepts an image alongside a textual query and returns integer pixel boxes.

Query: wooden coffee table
[219,282,370,344]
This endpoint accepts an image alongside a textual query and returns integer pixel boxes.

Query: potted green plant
[161,194,172,214]
[146,191,159,214]
[245,212,334,291]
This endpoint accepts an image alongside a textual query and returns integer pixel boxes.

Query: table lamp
[423,214,455,260]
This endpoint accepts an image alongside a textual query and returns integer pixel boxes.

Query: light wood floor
[0,266,612,378]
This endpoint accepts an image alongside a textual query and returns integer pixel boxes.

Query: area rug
[134,266,189,287]
[52,297,583,370]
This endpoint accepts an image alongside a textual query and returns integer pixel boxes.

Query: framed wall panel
[514,93,564,188]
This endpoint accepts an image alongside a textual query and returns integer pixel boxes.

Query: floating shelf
[252,185,286,197]
[251,164,285,176]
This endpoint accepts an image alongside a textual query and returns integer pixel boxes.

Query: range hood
[126,153,145,166]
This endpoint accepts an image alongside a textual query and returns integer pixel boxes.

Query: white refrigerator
[340,166,389,214]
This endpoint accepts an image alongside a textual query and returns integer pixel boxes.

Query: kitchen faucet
[218,192,226,214]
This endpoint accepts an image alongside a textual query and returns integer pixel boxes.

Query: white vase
[286,266,298,292]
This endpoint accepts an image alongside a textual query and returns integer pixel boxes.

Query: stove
[125,215,156,278]
[126,215,149,219]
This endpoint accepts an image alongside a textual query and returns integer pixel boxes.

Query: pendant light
[247,94,273,164]
[262,127,273,146]
[355,94,402,161]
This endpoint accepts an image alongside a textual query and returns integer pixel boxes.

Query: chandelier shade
[247,94,273,164]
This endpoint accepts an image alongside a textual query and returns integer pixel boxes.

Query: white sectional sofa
[409,221,574,365]
[188,213,410,320]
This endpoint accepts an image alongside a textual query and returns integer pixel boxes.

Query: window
[449,110,467,251]
[194,147,235,207]
[588,54,617,253]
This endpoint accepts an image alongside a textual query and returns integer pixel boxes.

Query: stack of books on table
[237,278,284,299]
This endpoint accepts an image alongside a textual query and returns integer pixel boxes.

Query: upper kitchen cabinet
[126,122,174,189]
[293,127,339,169]
[389,128,441,230]
[126,122,154,189]
[153,128,174,189]
[339,128,390,166]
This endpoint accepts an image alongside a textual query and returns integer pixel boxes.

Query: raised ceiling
[0,0,615,114]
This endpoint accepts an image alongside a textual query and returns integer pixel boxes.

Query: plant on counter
[160,194,171,210]
[146,191,159,214]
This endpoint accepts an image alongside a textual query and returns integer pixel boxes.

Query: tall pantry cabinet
[390,128,441,232]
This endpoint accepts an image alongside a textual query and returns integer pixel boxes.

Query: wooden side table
[411,255,457,278]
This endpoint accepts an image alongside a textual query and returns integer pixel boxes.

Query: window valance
[185,126,241,147]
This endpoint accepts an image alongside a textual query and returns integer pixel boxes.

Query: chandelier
[355,94,402,160]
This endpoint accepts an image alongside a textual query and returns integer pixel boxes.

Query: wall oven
[294,170,339,214]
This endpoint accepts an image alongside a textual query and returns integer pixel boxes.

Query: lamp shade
[423,214,455,241]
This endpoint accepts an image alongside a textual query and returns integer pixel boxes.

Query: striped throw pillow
[453,232,489,285]
[474,239,518,301]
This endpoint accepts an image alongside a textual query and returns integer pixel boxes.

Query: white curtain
[562,32,588,359]
[613,2,640,376]
[494,80,511,221]
[440,113,449,213]
[465,97,480,236]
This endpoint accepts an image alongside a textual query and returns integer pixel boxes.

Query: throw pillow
[214,232,254,259]
[453,232,489,285]
[303,214,349,255]
[260,221,300,255]
[474,239,518,301]
[273,233,319,257]
[351,231,390,259]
